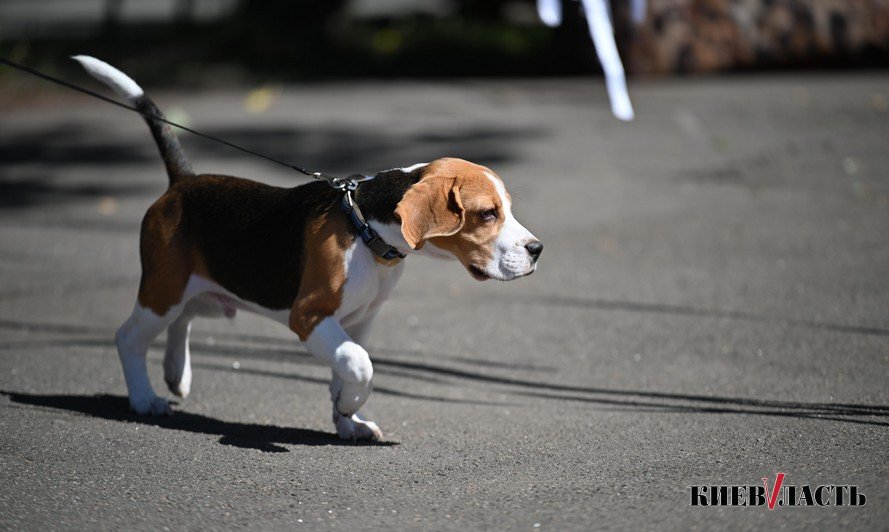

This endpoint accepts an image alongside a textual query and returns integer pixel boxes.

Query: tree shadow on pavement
[0,330,514,408]
[0,390,397,452]
[190,124,544,174]
[0,173,157,210]
[0,124,154,167]
[2,317,887,428]
[0,120,544,208]
[497,294,889,338]
[365,355,889,427]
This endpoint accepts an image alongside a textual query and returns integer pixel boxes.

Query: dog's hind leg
[163,312,193,399]
[116,302,186,415]
[122,192,201,414]
[163,293,234,399]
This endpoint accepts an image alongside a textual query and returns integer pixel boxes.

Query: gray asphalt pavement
[1,74,887,530]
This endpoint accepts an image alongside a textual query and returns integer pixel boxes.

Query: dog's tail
[72,55,194,186]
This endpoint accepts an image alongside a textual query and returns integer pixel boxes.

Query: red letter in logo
[762,473,786,510]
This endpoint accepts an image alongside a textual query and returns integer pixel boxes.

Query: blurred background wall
[1,0,888,86]
[621,0,889,73]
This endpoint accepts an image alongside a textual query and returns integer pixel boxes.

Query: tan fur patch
[397,158,504,270]
[137,192,197,315]
[394,170,465,250]
[289,207,355,341]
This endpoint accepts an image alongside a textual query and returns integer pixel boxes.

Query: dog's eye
[480,208,497,222]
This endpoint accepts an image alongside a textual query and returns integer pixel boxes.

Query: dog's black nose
[525,241,543,261]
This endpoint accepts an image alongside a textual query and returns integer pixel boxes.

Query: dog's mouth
[468,265,491,281]
[469,263,539,282]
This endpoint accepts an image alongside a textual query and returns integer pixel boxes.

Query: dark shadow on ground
[0,218,142,237]
[187,361,514,407]
[2,317,886,427]
[0,120,544,208]
[0,318,553,375]
[497,294,889,338]
[510,390,889,426]
[0,331,514,408]
[368,357,889,427]
[190,125,544,175]
[194,353,889,426]
[0,124,154,167]
[0,391,397,452]
[0,173,156,210]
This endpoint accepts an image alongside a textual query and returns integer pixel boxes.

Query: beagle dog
[74,56,542,441]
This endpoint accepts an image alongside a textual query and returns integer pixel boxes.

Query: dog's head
[395,158,542,281]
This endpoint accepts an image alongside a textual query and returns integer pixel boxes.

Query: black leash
[0,56,345,184]
[1,56,404,261]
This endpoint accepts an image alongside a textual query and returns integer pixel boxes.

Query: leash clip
[314,172,373,192]
[317,171,403,262]
[339,186,406,263]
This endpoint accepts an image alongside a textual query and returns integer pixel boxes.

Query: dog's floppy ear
[395,177,465,250]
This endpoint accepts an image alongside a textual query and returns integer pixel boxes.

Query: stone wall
[619,0,889,74]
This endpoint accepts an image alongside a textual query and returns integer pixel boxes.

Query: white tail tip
[71,55,144,100]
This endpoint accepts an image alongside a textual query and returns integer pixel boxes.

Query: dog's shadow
[1,391,397,452]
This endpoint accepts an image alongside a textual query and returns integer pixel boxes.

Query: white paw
[334,411,383,442]
[130,395,172,416]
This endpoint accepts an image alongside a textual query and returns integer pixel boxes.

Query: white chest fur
[337,240,405,330]
[180,240,403,333]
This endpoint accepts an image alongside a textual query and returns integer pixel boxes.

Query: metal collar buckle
[314,172,373,192]
[330,175,406,264]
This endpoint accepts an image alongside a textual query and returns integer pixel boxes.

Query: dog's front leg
[303,316,382,441]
